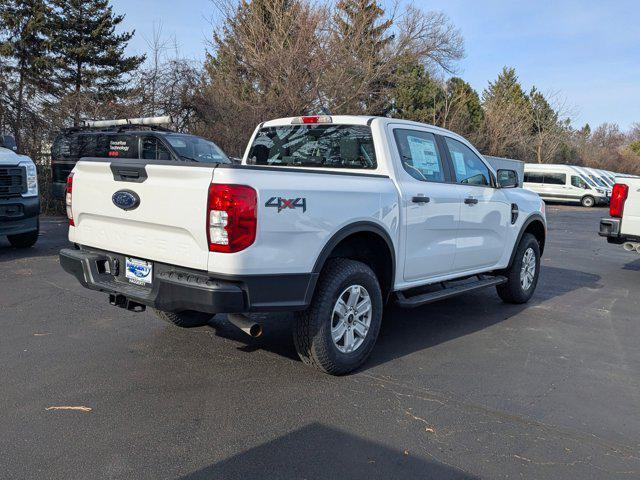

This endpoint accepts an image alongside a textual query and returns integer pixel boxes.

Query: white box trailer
[484,155,524,187]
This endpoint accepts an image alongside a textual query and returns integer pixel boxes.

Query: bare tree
[321,3,464,115]
[480,96,530,158]
[528,88,573,164]
[198,0,328,154]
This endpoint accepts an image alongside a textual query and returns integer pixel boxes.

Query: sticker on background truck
[265,197,307,213]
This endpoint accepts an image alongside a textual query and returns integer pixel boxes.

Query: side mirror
[497,169,518,188]
[0,134,17,152]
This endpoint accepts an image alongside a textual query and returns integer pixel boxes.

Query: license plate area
[125,257,153,286]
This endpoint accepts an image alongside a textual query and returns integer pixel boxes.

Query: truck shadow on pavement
[178,423,475,480]
[0,217,69,263]
[623,258,640,271]
[206,265,601,372]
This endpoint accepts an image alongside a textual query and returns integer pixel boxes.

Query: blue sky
[111,0,639,130]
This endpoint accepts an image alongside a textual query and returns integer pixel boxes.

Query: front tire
[154,309,212,328]
[293,258,382,375]
[7,227,39,248]
[581,195,595,208]
[496,233,541,304]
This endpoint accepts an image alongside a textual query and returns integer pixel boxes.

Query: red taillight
[610,183,629,218]
[207,184,257,253]
[66,173,74,226]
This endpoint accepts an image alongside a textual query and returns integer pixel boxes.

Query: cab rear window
[248,125,377,169]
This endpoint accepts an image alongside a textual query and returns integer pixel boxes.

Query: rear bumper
[0,196,40,235]
[599,217,640,244]
[59,247,318,314]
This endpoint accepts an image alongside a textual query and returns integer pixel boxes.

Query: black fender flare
[506,213,546,268]
[312,221,396,288]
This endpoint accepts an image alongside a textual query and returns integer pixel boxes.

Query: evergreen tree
[391,61,443,124]
[528,87,562,163]
[0,0,54,148]
[480,67,531,157]
[334,0,393,50]
[482,67,529,108]
[50,0,144,125]
[442,77,483,136]
[331,0,394,113]
[391,65,482,139]
[578,123,591,138]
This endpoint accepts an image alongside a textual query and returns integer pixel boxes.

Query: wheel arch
[506,214,546,268]
[312,222,396,301]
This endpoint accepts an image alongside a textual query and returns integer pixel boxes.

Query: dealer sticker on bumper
[125,257,153,286]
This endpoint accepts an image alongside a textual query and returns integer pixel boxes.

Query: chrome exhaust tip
[227,313,263,338]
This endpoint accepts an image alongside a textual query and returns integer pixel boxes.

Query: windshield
[247,124,377,169]
[579,174,596,187]
[600,175,614,187]
[589,174,607,187]
[165,135,230,163]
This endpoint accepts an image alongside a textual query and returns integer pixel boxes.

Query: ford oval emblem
[112,190,140,211]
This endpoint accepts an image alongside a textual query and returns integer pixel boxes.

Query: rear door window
[248,124,377,169]
[393,129,446,182]
[141,137,172,160]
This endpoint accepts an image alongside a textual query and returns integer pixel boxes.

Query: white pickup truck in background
[600,177,640,253]
[60,115,546,374]
[0,142,40,248]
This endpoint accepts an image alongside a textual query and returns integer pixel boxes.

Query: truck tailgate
[70,161,214,270]
[620,178,640,236]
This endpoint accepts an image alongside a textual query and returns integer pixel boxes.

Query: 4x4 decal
[265,196,307,213]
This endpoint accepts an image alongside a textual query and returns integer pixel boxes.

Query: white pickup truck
[599,177,640,253]
[59,115,546,374]
[1,143,40,247]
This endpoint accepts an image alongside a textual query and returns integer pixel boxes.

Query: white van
[594,169,615,187]
[523,164,609,207]
[576,166,613,194]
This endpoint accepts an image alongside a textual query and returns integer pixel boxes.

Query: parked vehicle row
[0,138,40,248]
[523,163,622,207]
[59,115,547,375]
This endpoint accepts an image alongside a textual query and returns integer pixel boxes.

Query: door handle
[412,196,430,204]
[464,197,478,205]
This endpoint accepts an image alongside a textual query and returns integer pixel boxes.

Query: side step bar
[395,275,507,309]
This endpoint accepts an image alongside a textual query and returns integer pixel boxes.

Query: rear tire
[154,309,212,328]
[581,195,595,208]
[496,233,541,304]
[292,258,383,375]
[7,227,39,248]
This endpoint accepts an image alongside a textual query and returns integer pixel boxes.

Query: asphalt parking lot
[1,205,639,479]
